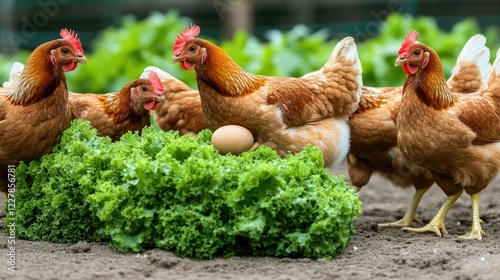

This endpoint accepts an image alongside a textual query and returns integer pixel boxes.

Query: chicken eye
[189,46,197,53]
[140,86,148,92]
[413,50,421,56]
[61,48,69,55]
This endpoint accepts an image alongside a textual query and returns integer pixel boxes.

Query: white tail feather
[448,34,491,84]
[2,61,25,88]
[140,66,176,81]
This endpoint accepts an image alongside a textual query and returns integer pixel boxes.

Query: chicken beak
[157,94,166,102]
[395,56,405,66]
[146,93,166,102]
[171,54,182,64]
[76,54,88,65]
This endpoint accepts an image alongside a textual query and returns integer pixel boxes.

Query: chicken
[348,34,491,228]
[0,29,87,217]
[69,71,165,141]
[171,25,362,168]
[395,30,500,240]
[140,66,206,136]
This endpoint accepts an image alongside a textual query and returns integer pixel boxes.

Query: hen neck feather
[405,50,457,110]
[195,40,266,97]
[103,83,148,123]
[7,41,65,106]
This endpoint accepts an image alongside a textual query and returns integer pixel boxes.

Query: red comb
[398,30,419,57]
[173,24,200,54]
[60,28,83,54]
[148,71,164,94]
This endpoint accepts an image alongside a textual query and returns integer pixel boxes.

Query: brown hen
[348,34,491,228]
[0,29,87,217]
[395,31,500,240]
[69,71,165,141]
[171,25,362,168]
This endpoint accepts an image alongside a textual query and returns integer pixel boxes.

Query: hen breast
[0,83,72,162]
[0,82,73,192]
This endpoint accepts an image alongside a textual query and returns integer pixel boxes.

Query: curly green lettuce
[14,119,361,260]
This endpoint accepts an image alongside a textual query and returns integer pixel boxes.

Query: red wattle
[402,64,410,74]
[402,64,418,75]
[180,60,196,70]
[143,100,159,110]
[151,101,159,110]
[62,62,77,72]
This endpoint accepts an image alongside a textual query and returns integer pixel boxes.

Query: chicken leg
[459,192,485,241]
[378,186,430,228]
[248,142,261,152]
[402,190,462,236]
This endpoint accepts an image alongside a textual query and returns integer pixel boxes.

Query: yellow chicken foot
[378,186,430,228]
[402,190,462,236]
[248,142,261,152]
[459,192,485,241]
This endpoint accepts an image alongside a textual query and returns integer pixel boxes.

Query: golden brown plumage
[348,34,491,228]
[140,66,206,137]
[0,29,87,216]
[171,25,362,168]
[395,31,500,240]
[69,72,165,142]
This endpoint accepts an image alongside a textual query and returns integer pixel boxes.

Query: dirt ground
[1,161,499,280]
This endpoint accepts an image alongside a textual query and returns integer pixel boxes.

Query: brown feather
[447,62,483,93]
[151,77,207,136]
[191,39,267,97]
[266,78,319,127]
[405,46,459,110]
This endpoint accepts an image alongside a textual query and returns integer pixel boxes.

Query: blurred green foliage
[0,12,499,91]
[359,14,500,87]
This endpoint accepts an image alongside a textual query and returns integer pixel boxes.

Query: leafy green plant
[15,120,111,243]
[14,120,362,260]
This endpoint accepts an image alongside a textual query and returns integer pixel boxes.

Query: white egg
[211,125,255,155]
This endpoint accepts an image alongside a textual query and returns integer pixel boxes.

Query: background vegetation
[1,11,499,93]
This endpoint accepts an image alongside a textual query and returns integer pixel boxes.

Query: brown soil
[1,161,499,280]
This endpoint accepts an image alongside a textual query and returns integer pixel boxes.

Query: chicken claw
[460,228,485,241]
[459,192,485,241]
[379,216,423,229]
[402,220,448,237]
[378,187,429,228]
[402,191,462,236]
